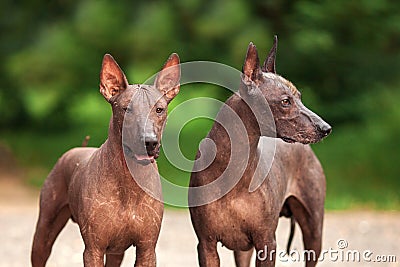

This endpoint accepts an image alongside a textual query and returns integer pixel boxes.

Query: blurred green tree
[1,0,399,208]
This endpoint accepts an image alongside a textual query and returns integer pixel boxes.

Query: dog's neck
[97,117,162,200]
[208,93,261,164]
[192,93,263,192]
[103,118,126,166]
[229,94,262,148]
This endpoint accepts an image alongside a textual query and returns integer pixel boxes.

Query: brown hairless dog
[31,53,181,266]
[189,37,331,267]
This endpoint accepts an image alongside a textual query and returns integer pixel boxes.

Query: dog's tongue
[135,154,155,163]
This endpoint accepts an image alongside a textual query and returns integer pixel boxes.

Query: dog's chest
[203,192,271,250]
[76,191,163,253]
[107,203,162,252]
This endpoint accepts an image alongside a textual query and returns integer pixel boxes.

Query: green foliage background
[1,0,399,209]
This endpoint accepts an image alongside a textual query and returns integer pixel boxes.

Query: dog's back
[42,147,97,190]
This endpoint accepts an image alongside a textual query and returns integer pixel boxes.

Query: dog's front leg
[234,249,254,267]
[83,247,105,267]
[134,245,156,267]
[254,234,277,267]
[197,240,220,267]
[105,253,125,267]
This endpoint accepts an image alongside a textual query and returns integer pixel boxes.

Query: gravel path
[0,179,398,267]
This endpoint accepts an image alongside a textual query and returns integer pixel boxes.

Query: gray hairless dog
[31,53,181,267]
[189,37,331,267]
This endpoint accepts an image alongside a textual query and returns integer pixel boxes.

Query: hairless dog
[189,37,331,267]
[31,53,181,267]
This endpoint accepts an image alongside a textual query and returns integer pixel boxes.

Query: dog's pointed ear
[99,54,128,101]
[242,42,262,82]
[155,53,181,103]
[262,35,278,73]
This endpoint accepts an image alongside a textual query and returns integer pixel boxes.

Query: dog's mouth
[279,132,326,145]
[123,144,159,165]
[281,137,296,144]
[281,136,322,145]
[134,153,155,163]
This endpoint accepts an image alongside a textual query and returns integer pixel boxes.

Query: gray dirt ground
[0,178,398,267]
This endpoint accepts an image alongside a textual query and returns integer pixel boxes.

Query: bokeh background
[1,0,399,210]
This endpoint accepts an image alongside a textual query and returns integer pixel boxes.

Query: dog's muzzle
[123,143,159,165]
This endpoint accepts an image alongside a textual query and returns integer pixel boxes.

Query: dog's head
[239,37,331,144]
[99,53,180,165]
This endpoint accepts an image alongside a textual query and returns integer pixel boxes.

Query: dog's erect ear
[242,42,262,82]
[262,35,278,73]
[100,54,128,101]
[155,53,181,103]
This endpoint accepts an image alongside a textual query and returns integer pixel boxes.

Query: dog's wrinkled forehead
[262,72,300,96]
[124,84,165,109]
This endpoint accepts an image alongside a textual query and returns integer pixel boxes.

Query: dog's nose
[145,139,158,151]
[317,123,332,136]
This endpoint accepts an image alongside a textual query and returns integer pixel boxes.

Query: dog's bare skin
[189,37,331,267]
[31,53,181,267]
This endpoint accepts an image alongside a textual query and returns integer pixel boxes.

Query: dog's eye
[156,107,164,114]
[281,99,291,107]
